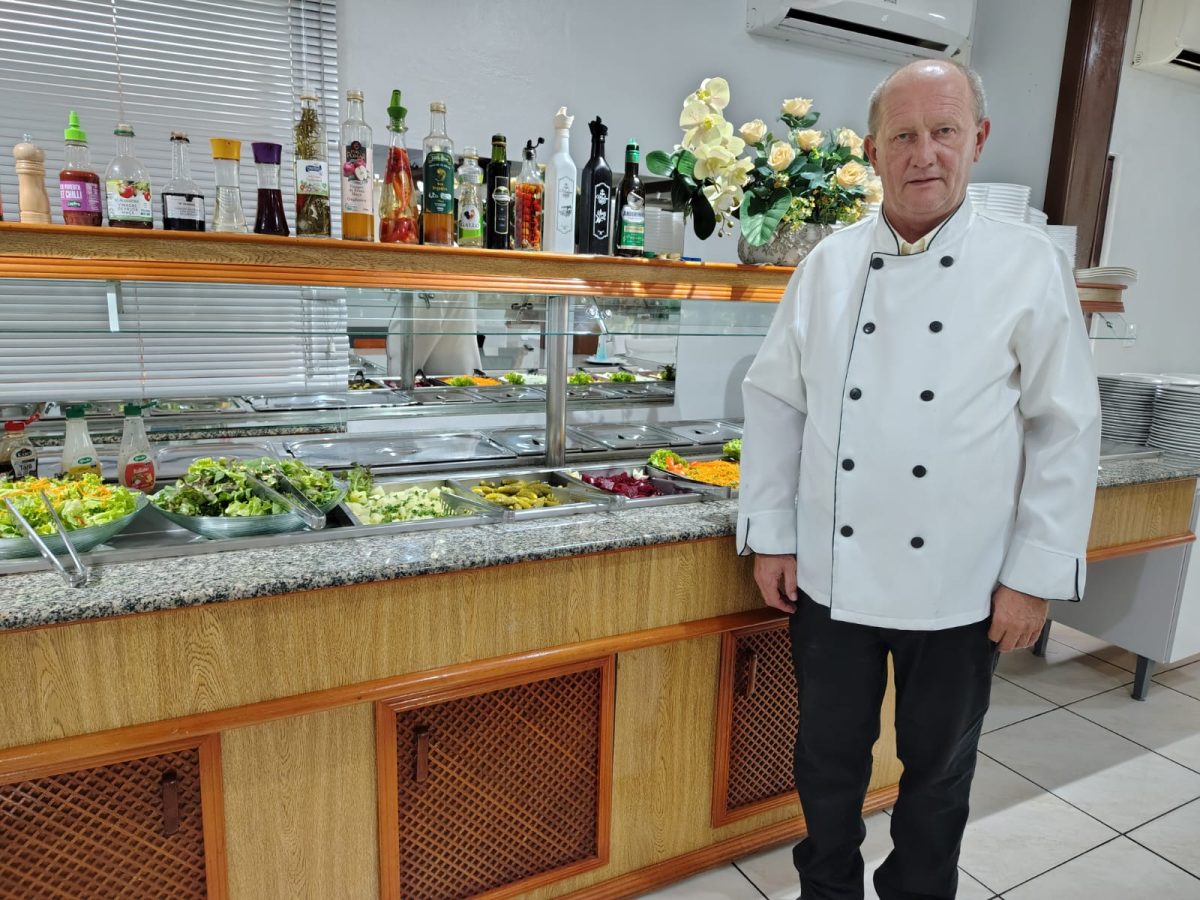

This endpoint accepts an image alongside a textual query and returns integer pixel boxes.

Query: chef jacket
[737,197,1102,630]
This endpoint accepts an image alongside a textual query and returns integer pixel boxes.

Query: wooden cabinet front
[376,657,615,899]
[0,735,225,899]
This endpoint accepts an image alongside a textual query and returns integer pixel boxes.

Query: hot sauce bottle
[58,112,102,226]
[513,137,545,251]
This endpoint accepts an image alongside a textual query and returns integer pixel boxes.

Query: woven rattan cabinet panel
[0,746,212,898]
[712,619,798,826]
[378,658,614,900]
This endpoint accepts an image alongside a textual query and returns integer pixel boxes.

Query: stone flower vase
[738,223,840,267]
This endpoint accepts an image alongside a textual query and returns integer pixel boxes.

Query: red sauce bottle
[59,111,102,226]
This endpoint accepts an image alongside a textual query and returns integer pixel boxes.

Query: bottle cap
[492,134,507,145]
[64,404,88,419]
[251,141,282,165]
[346,89,364,101]
[123,403,144,417]
[114,123,135,137]
[463,146,478,159]
[430,101,446,113]
[210,137,241,160]
[64,111,87,143]
[553,107,574,130]
[4,420,24,433]
[170,131,190,143]
[627,140,640,162]
[387,89,407,126]
[299,89,319,102]
[589,117,607,138]
[523,137,545,159]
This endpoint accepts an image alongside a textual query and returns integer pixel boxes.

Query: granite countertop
[3,455,1200,634]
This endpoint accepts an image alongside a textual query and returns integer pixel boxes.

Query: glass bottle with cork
[340,89,374,241]
[615,139,645,257]
[105,123,153,229]
[210,138,247,233]
[455,147,485,248]
[294,92,331,237]
[252,142,289,236]
[421,101,455,246]
[378,90,419,244]
[485,134,511,250]
[59,112,102,227]
[578,117,612,255]
[161,132,205,231]
[513,137,545,251]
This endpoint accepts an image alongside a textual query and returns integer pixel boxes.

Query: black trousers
[789,593,997,900]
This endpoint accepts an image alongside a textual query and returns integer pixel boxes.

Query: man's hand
[754,554,798,614]
[989,584,1049,652]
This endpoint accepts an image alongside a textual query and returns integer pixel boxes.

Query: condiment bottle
[543,107,577,254]
[105,123,153,229]
[578,116,613,254]
[0,420,37,479]
[513,137,546,251]
[340,89,374,241]
[252,142,289,236]
[485,134,511,250]
[615,139,646,257]
[421,101,455,246]
[161,132,205,231]
[62,405,101,479]
[294,92,331,237]
[118,404,155,491]
[455,147,485,248]
[59,112,102,227]
[13,134,51,225]
[378,89,419,244]
[210,138,247,233]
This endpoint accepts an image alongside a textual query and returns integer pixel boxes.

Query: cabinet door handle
[738,649,759,699]
[414,725,431,783]
[160,770,180,836]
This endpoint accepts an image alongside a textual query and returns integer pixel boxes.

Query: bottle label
[423,151,455,216]
[164,193,205,223]
[296,159,329,197]
[341,141,373,214]
[11,445,36,478]
[60,179,102,213]
[458,199,483,241]
[591,183,611,240]
[67,457,102,478]
[555,176,575,235]
[106,179,152,222]
[491,180,511,235]
[618,202,645,251]
[123,456,155,491]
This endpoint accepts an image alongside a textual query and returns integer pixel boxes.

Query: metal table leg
[1033,619,1052,657]
[1133,655,1155,701]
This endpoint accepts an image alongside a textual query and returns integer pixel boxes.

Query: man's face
[865,65,990,234]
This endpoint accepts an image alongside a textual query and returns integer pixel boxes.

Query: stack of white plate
[1149,379,1200,455]
[1025,207,1049,229]
[1098,373,1161,444]
[1075,266,1138,288]
[1046,225,1078,267]
[644,208,685,258]
[967,183,1031,223]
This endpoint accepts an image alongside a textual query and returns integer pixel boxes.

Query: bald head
[867,59,986,139]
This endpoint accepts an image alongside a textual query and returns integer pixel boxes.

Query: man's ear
[973,118,991,163]
[864,135,878,169]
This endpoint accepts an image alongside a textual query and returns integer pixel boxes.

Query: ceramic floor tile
[1161,651,1200,673]
[979,708,1200,832]
[984,676,1056,733]
[1129,797,1200,877]
[994,639,1132,706]
[1156,660,1200,701]
[1002,837,1200,900]
[1070,685,1200,772]
[638,863,763,899]
[958,754,1117,893]
[1048,623,1138,672]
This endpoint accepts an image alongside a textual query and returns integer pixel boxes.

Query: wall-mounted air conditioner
[746,0,976,65]
[1133,0,1200,86]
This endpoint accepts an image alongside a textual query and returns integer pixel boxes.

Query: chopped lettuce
[151,456,340,518]
[722,438,742,461]
[0,474,138,538]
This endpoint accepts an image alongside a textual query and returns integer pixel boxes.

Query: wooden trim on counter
[1087,532,1196,563]
[198,734,231,900]
[561,785,899,900]
[0,608,781,782]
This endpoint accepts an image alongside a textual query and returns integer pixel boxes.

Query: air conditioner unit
[1133,0,1200,85]
[746,0,976,65]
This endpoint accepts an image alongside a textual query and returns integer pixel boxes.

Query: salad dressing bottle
[0,420,37,479]
[62,405,101,478]
[118,403,155,491]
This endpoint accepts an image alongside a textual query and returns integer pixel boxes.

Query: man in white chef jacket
[738,60,1100,900]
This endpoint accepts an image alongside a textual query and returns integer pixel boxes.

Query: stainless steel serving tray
[487,428,607,457]
[560,463,703,509]
[450,469,614,522]
[149,398,248,415]
[285,432,516,471]
[398,387,494,405]
[575,422,691,450]
[647,456,740,499]
[155,441,279,479]
[471,386,547,403]
[565,384,622,401]
[148,478,348,540]
[340,477,499,533]
[245,393,409,412]
[657,420,743,446]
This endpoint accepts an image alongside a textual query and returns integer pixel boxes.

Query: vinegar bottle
[252,142,289,236]
[105,123,153,229]
[340,89,374,241]
[421,101,455,246]
[161,132,206,231]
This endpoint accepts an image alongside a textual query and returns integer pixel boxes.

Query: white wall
[1092,0,1200,376]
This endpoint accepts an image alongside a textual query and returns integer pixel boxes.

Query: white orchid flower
[690,76,730,111]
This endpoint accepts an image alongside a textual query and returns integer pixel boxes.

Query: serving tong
[2,491,90,587]
[244,464,327,530]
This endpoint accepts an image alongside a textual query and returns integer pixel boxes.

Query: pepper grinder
[13,134,51,224]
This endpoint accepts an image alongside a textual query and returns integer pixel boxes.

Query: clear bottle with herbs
[294,92,331,237]
[378,90,419,244]
[513,138,545,251]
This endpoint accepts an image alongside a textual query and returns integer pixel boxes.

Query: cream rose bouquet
[737,100,882,246]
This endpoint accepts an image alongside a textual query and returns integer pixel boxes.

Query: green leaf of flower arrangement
[671,178,693,213]
[692,189,717,239]
[740,191,793,246]
[800,112,820,128]
[676,150,697,179]
[645,150,675,176]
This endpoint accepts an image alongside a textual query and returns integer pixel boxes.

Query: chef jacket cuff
[736,510,797,557]
[999,539,1085,602]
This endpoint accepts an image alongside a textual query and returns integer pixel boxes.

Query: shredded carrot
[682,459,740,487]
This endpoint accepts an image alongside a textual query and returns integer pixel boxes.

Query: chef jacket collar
[873,193,974,257]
